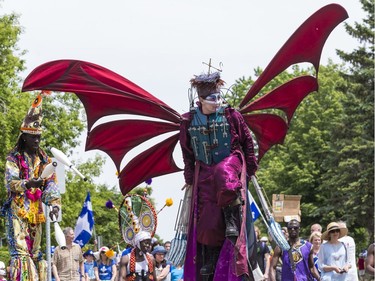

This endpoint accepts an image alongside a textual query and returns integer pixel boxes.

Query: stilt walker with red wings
[21,4,348,281]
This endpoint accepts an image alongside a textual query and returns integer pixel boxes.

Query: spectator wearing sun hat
[94,246,117,281]
[318,222,351,280]
[83,250,96,281]
[152,246,171,281]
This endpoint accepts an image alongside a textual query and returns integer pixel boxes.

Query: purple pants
[196,154,242,247]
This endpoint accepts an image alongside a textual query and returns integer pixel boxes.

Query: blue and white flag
[250,201,261,221]
[248,191,261,221]
[74,192,94,247]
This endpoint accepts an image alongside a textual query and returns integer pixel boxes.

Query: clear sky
[1,0,365,243]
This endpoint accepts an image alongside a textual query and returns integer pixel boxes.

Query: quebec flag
[74,192,94,247]
[250,201,261,221]
[248,191,261,221]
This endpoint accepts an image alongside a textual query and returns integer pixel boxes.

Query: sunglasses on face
[204,93,222,102]
[288,226,300,231]
[329,229,340,233]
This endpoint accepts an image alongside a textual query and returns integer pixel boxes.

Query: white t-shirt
[126,253,149,275]
[339,235,359,281]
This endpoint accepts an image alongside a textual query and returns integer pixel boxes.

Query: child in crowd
[83,250,96,281]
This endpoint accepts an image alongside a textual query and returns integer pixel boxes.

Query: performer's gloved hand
[49,206,60,221]
[182,183,192,190]
[25,177,44,189]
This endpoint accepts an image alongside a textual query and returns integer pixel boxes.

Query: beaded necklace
[127,249,154,281]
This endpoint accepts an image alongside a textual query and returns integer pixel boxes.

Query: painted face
[23,134,41,152]
[200,93,222,114]
[139,238,152,253]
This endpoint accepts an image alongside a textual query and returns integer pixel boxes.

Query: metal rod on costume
[92,224,98,251]
[45,206,52,281]
[202,58,223,74]
[166,186,191,266]
[251,176,290,251]
[51,147,87,181]
[49,206,66,249]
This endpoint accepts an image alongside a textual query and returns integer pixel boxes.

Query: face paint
[201,93,222,111]
[204,93,221,102]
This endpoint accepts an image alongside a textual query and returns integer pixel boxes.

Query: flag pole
[92,223,98,251]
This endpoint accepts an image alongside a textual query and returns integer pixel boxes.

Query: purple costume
[180,105,258,280]
[281,240,315,281]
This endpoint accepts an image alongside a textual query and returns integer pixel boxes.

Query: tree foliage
[325,0,374,247]
[230,0,374,253]
[0,11,120,254]
[0,12,161,255]
[53,155,124,251]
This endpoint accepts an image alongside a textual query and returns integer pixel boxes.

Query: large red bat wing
[119,134,182,194]
[240,4,348,161]
[241,76,317,123]
[22,59,181,130]
[22,59,182,194]
[86,120,180,172]
[242,114,288,161]
[240,4,348,107]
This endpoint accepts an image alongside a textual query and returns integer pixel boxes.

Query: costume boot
[200,246,221,276]
[223,198,242,238]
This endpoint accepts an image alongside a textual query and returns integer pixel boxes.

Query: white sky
[1,0,365,242]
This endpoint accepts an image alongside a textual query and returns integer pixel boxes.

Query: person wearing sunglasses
[318,222,352,280]
[180,71,258,279]
[270,219,320,281]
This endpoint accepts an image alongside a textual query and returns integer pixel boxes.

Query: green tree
[0,11,165,258]
[0,12,27,247]
[230,64,348,231]
[229,0,374,253]
[321,0,374,248]
[0,11,87,249]
[52,155,124,251]
[0,13,26,188]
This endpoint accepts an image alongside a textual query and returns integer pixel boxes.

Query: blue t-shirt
[94,260,116,280]
[170,265,184,281]
[84,261,95,279]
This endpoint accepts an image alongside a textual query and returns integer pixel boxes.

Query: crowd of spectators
[1,221,373,281]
